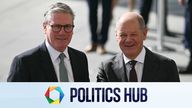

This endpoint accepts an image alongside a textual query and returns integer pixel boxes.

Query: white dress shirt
[45,40,74,82]
[123,47,146,82]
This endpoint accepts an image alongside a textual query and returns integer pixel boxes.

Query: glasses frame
[49,24,75,33]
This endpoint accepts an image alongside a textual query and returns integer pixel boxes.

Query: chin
[124,51,137,58]
[55,45,66,51]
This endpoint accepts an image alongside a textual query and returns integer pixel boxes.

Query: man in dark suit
[97,12,180,82]
[7,2,90,82]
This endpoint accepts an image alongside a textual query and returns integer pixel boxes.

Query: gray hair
[44,2,75,23]
[136,14,146,30]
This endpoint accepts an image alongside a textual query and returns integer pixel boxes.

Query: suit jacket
[97,47,180,82]
[7,42,90,82]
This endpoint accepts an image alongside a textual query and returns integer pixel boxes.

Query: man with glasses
[7,2,90,82]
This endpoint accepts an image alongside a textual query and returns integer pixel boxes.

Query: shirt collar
[45,40,70,62]
[123,47,146,64]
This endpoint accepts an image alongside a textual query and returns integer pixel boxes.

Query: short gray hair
[136,14,146,30]
[44,2,75,23]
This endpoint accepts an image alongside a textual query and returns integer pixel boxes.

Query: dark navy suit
[7,42,90,82]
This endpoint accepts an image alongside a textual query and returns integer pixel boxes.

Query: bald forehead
[118,12,139,25]
[116,12,146,31]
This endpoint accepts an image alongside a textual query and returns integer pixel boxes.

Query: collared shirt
[123,47,146,82]
[45,40,74,82]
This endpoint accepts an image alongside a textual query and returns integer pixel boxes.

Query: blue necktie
[59,53,69,82]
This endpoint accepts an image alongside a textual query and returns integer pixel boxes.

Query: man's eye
[130,34,136,36]
[64,25,71,28]
[119,34,127,37]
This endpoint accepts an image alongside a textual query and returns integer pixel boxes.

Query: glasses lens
[50,24,74,33]
[51,25,62,32]
[64,24,74,33]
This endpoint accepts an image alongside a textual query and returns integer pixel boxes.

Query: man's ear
[43,22,47,34]
[115,31,119,42]
[142,27,148,40]
[43,22,47,29]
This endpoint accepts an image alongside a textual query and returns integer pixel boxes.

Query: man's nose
[59,27,66,34]
[124,36,132,42]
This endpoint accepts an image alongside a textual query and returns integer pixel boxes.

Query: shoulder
[68,47,87,57]
[145,47,176,64]
[14,43,45,61]
[100,53,122,67]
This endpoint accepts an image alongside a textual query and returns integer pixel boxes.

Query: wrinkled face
[116,19,147,59]
[43,12,74,52]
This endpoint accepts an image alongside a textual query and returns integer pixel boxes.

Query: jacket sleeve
[97,62,108,82]
[167,59,180,82]
[7,56,29,82]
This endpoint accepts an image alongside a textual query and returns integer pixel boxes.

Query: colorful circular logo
[45,86,64,104]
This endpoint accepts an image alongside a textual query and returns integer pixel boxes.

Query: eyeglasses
[49,24,74,33]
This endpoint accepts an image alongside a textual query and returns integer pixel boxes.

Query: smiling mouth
[125,44,135,48]
[56,38,66,40]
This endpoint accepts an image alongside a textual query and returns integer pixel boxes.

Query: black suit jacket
[97,47,180,82]
[7,42,90,82]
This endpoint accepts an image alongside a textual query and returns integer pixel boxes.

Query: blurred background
[0,0,191,82]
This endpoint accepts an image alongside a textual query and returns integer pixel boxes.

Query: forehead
[116,19,140,32]
[49,12,73,24]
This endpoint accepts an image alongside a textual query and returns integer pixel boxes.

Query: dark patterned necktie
[129,60,138,82]
[59,53,69,82]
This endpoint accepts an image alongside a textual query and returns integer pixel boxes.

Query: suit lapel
[39,42,58,82]
[142,48,158,82]
[68,47,79,82]
[112,53,128,82]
